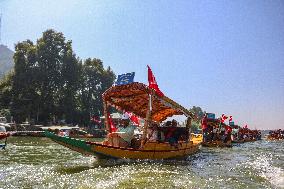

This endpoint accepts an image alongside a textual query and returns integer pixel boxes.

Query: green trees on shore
[0,29,115,125]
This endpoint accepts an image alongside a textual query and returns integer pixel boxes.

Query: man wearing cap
[106,113,136,147]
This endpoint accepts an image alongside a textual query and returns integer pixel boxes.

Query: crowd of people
[201,114,262,144]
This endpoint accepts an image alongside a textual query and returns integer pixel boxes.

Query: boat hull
[45,131,200,159]
[0,132,10,140]
[202,140,232,148]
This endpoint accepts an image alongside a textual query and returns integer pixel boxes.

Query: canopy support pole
[140,93,153,148]
[186,117,192,142]
[103,101,110,133]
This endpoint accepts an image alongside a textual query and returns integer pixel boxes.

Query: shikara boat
[46,82,200,159]
[202,118,232,147]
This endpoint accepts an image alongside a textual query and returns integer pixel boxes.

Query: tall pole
[140,93,153,148]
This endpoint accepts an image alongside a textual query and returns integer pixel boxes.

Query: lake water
[0,137,283,189]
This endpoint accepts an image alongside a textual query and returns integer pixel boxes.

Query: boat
[202,140,232,147]
[266,129,284,140]
[46,82,200,159]
[0,126,10,149]
[201,116,232,148]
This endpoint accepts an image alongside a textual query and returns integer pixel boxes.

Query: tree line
[0,29,115,126]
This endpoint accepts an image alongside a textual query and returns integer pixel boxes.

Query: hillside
[0,45,14,78]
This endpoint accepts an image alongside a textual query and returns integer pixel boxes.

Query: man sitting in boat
[105,114,136,147]
[164,119,180,148]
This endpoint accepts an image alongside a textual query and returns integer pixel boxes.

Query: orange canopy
[102,82,192,122]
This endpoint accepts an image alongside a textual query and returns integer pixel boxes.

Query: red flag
[244,124,248,129]
[126,112,140,126]
[229,116,233,122]
[225,125,232,132]
[107,113,117,132]
[90,116,101,124]
[221,114,228,123]
[147,65,164,97]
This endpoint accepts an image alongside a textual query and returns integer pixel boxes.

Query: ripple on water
[1,137,284,188]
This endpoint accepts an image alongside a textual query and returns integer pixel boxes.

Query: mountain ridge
[0,44,14,78]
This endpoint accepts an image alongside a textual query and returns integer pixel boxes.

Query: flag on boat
[90,116,101,124]
[225,125,232,132]
[115,72,135,86]
[229,116,233,121]
[244,124,248,129]
[107,113,117,132]
[147,65,164,97]
[221,114,228,123]
[125,112,140,126]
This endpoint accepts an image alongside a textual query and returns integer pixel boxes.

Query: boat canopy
[102,82,192,122]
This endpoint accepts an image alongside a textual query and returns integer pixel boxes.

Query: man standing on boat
[201,114,208,142]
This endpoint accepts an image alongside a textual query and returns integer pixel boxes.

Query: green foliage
[0,109,11,121]
[191,120,201,132]
[189,106,206,122]
[0,29,116,125]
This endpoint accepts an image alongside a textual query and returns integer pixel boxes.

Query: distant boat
[0,126,10,149]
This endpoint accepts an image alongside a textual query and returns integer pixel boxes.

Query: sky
[0,0,283,129]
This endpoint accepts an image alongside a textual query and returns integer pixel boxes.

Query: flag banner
[229,116,233,122]
[221,114,228,123]
[90,116,101,124]
[147,65,164,97]
[125,112,140,126]
[115,72,135,86]
[225,125,232,132]
[107,113,117,132]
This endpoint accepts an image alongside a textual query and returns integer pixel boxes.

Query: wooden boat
[202,117,232,147]
[46,82,200,159]
[232,139,244,143]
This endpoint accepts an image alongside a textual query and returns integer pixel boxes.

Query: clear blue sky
[0,0,283,129]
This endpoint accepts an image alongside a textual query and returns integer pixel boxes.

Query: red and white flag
[126,112,140,126]
[90,116,101,124]
[221,114,228,123]
[107,113,117,132]
[229,116,233,122]
[147,65,164,97]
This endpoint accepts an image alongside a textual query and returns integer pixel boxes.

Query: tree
[11,40,38,123]
[79,58,115,126]
[189,106,206,122]
[0,29,116,125]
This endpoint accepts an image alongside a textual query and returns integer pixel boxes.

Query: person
[212,126,218,141]
[201,114,208,142]
[147,123,158,142]
[165,119,179,148]
[105,113,136,147]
